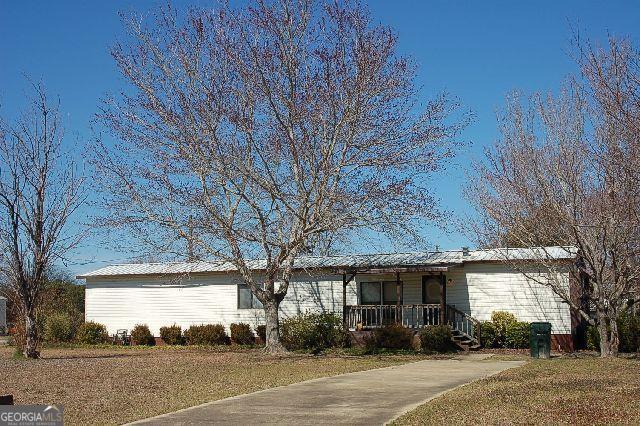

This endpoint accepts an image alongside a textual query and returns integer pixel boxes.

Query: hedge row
[40,320,264,346]
[156,323,261,346]
[363,323,455,354]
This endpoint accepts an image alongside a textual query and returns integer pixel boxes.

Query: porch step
[450,329,479,351]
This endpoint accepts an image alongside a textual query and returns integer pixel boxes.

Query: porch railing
[345,304,481,345]
[346,304,442,330]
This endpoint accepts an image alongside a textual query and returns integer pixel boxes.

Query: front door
[422,275,441,304]
[422,275,444,325]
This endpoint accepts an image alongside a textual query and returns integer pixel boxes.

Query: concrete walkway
[131,355,524,425]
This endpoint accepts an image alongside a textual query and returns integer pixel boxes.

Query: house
[77,246,582,351]
[0,296,7,335]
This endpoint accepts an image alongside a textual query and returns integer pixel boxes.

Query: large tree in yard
[468,37,640,357]
[0,84,85,358]
[95,0,469,352]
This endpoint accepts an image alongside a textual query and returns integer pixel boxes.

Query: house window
[238,284,263,309]
[422,276,442,304]
[360,281,403,305]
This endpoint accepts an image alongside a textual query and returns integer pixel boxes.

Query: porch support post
[342,273,348,330]
[341,272,356,330]
[439,272,447,325]
[395,271,401,324]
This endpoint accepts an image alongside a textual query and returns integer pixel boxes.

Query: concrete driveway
[130,354,524,425]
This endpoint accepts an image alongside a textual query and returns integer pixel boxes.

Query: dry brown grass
[393,356,640,425]
[0,345,423,425]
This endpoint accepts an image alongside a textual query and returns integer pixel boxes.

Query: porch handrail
[446,304,481,346]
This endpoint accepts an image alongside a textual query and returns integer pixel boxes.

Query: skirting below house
[551,334,574,352]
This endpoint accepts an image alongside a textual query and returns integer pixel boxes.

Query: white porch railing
[345,304,481,345]
[346,304,442,329]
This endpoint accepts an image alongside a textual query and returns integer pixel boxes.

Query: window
[360,281,403,305]
[383,282,401,304]
[361,282,381,305]
[238,285,263,309]
[422,276,442,304]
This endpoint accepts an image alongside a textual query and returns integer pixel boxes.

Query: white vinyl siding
[85,273,356,336]
[446,264,572,334]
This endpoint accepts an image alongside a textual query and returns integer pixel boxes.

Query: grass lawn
[393,356,640,425]
[0,345,425,425]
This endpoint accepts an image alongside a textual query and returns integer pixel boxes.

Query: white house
[77,246,582,350]
[0,296,7,335]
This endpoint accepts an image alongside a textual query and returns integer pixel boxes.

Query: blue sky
[1,1,638,277]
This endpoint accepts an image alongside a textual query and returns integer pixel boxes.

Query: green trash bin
[530,322,551,359]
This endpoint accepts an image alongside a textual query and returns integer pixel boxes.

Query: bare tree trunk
[264,301,286,354]
[23,311,40,359]
[597,310,619,358]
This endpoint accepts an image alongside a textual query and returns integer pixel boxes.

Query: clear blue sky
[1,1,638,277]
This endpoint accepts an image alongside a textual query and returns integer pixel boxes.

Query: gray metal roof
[77,246,577,279]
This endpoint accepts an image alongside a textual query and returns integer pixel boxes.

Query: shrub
[365,323,414,352]
[617,312,640,353]
[586,325,600,350]
[281,312,348,353]
[480,321,498,348]
[505,321,530,349]
[491,311,517,347]
[585,313,640,353]
[419,325,453,353]
[255,325,266,343]
[43,312,75,343]
[160,324,184,345]
[131,324,155,346]
[184,324,229,345]
[76,321,109,344]
[230,323,255,345]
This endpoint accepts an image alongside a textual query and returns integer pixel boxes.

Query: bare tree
[0,84,85,358]
[94,0,469,352]
[468,37,640,357]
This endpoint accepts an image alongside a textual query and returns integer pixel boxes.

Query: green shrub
[281,312,348,353]
[76,321,109,344]
[230,323,255,345]
[131,324,155,346]
[505,321,530,349]
[480,321,498,348]
[255,325,266,343]
[617,312,640,353]
[586,313,640,353]
[184,324,229,345]
[43,312,75,343]
[365,323,414,352]
[491,311,517,347]
[160,324,184,345]
[419,325,453,353]
[586,325,600,350]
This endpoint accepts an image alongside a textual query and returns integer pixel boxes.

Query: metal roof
[77,246,577,279]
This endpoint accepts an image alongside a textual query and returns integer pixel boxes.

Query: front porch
[344,304,479,345]
[338,266,481,346]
